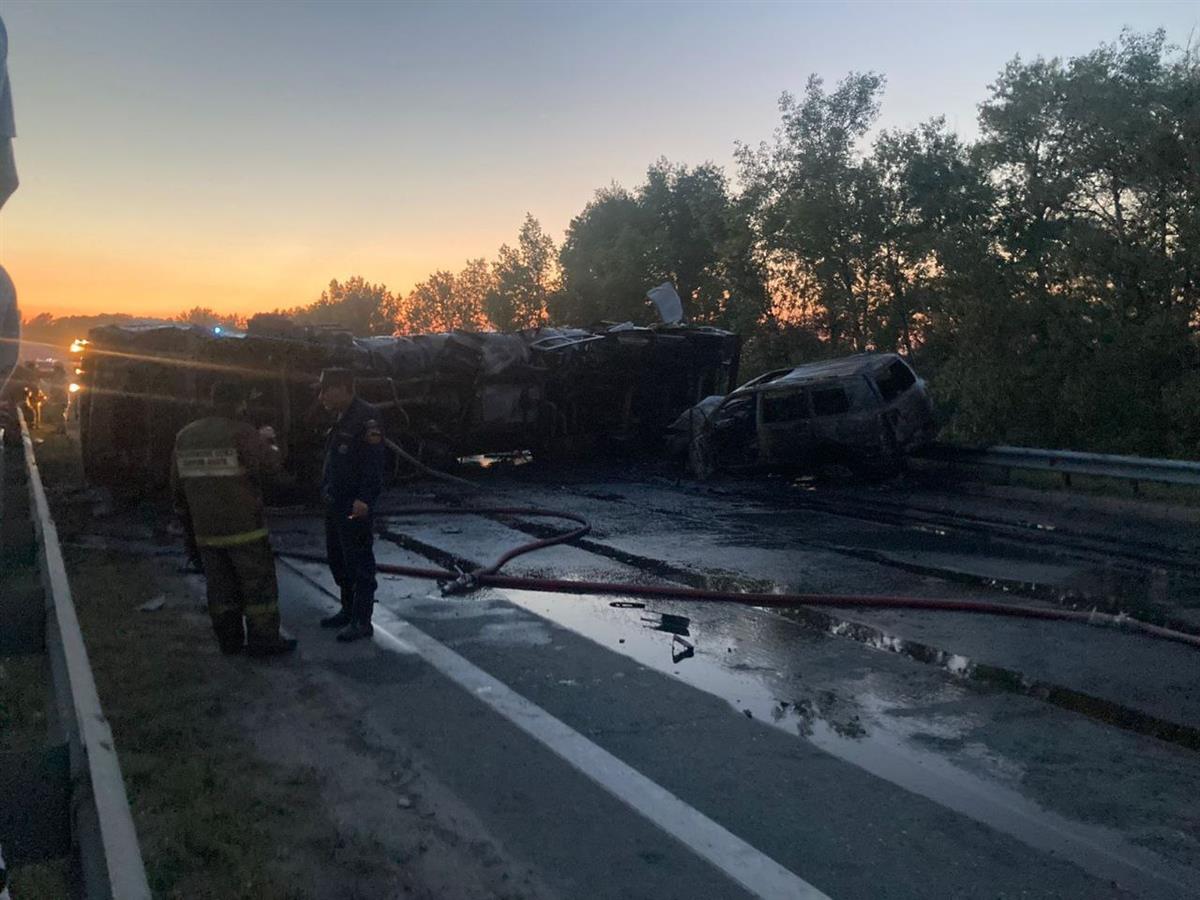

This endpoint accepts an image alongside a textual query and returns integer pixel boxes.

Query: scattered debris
[138,596,166,612]
[642,613,691,637]
[671,635,695,664]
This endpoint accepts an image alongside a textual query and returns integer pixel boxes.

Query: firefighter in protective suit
[172,382,296,656]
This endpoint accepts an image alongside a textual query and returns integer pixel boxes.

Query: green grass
[27,426,355,899]
[0,655,50,752]
[6,860,71,898]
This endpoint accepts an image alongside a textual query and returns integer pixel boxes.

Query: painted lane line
[279,560,831,900]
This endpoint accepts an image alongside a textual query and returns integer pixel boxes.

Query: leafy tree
[302,277,400,336]
[639,160,769,331]
[173,306,247,330]
[452,258,498,331]
[870,120,993,357]
[737,73,888,351]
[398,261,493,334]
[954,30,1200,453]
[284,277,398,336]
[556,186,655,324]
[486,214,558,330]
[557,165,769,330]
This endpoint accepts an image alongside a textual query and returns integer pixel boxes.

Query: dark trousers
[325,511,377,624]
[199,538,280,651]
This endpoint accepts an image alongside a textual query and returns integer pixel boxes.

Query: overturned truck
[77,316,740,492]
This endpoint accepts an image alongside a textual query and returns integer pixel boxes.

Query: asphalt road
[263,464,1200,899]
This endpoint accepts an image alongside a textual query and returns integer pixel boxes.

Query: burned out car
[671,353,936,477]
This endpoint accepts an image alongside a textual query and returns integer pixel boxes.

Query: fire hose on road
[274,505,1200,652]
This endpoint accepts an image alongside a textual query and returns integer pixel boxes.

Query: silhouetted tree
[399,262,493,334]
[486,214,557,330]
[284,277,398,335]
[557,165,769,331]
[173,306,247,330]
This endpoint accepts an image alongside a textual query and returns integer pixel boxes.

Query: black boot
[321,588,354,628]
[213,613,244,655]
[335,620,374,642]
[320,609,353,629]
[246,631,298,657]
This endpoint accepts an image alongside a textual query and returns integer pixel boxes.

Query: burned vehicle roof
[672,352,936,478]
[732,353,909,394]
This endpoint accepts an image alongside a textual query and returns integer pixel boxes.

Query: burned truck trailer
[76,318,740,491]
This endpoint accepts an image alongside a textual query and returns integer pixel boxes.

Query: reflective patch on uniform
[364,418,383,445]
[196,528,269,547]
[177,447,244,478]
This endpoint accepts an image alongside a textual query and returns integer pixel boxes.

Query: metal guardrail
[919,443,1200,488]
[8,410,151,898]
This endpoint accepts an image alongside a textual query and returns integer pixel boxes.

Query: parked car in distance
[670,352,936,478]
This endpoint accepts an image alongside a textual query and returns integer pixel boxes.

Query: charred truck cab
[675,352,936,478]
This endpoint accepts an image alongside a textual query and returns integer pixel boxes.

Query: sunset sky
[2,0,1197,320]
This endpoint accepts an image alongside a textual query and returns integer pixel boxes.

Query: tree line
[25,31,1199,456]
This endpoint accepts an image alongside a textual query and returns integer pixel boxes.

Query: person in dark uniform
[317,368,386,642]
[172,382,296,656]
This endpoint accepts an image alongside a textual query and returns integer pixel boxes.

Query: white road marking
[280,561,831,900]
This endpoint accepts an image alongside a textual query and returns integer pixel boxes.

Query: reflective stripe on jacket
[172,416,280,544]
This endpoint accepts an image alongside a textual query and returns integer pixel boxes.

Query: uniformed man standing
[316,368,385,643]
[172,382,296,656]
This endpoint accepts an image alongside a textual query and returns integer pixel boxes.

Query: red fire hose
[276,506,1200,652]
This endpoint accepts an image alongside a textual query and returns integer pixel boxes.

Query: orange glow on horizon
[6,233,498,322]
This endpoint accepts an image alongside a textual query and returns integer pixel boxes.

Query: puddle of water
[465,619,554,647]
[410,598,520,621]
[380,507,1200,751]
[499,587,1195,898]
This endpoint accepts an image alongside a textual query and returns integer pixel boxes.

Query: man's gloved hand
[348,499,369,520]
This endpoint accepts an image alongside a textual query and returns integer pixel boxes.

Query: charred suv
[672,353,936,478]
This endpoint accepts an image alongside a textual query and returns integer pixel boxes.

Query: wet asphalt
[268,465,1200,899]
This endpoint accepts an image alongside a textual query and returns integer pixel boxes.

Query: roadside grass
[6,861,71,898]
[26,428,370,899]
[63,547,339,899]
[0,651,68,898]
[0,655,49,752]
